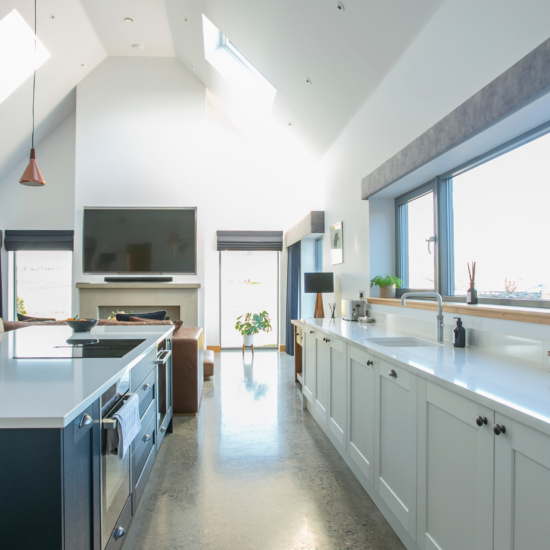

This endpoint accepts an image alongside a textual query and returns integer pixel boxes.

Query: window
[15,251,72,319]
[396,122,550,306]
[0,9,50,105]
[202,14,276,112]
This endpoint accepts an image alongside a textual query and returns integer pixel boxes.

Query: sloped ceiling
[0,0,443,181]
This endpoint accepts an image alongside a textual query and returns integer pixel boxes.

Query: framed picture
[330,221,343,265]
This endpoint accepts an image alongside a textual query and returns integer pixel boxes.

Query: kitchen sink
[363,337,436,348]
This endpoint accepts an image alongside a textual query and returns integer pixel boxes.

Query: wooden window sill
[367,298,550,326]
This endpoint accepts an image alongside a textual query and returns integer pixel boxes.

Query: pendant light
[20,0,45,186]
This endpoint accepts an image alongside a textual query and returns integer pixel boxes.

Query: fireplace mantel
[76,283,201,289]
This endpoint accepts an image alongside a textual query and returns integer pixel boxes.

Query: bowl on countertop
[65,319,98,332]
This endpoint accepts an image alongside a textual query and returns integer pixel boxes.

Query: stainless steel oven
[100,371,131,548]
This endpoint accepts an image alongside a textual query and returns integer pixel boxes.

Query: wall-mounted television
[83,208,197,274]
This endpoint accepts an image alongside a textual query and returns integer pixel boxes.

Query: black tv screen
[83,208,196,273]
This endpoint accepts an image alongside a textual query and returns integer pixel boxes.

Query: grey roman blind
[216,231,283,251]
[4,230,74,251]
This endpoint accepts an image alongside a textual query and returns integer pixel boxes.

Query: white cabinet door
[494,415,550,550]
[417,381,494,550]
[315,333,330,424]
[349,345,375,483]
[375,359,417,539]
[302,328,316,403]
[329,337,346,447]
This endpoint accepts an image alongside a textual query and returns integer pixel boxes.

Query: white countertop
[0,325,173,429]
[303,318,550,433]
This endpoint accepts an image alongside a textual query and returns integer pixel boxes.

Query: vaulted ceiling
[0,0,444,181]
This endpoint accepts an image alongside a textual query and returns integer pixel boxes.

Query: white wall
[74,56,321,346]
[320,0,550,317]
[0,111,76,319]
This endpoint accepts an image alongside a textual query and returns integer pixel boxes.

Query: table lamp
[304,273,334,319]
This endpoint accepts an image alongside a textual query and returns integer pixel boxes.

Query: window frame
[395,118,550,308]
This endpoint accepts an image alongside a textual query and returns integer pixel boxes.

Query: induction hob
[14,338,146,359]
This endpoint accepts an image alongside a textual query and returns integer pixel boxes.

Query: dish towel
[112,394,141,459]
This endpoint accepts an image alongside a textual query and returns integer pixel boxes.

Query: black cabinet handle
[367,360,374,366]
[310,331,314,334]
[143,384,151,391]
[143,434,151,442]
[388,369,397,378]
[160,426,167,433]
[494,424,506,435]
[114,526,125,540]
[476,416,488,427]
[79,413,92,429]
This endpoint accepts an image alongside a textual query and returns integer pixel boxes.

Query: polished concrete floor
[124,350,405,550]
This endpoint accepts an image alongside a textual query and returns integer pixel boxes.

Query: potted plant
[370,275,404,299]
[235,311,272,347]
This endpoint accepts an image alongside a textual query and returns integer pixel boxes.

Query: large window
[396,124,550,306]
[15,251,73,319]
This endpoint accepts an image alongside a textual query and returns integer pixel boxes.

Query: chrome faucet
[401,292,444,343]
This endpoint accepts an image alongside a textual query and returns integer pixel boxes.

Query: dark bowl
[66,319,98,332]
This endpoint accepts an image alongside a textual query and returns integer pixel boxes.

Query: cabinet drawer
[130,347,156,393]
[133,414,155,483]
[73,402,94,444]
[137,370,156,419]
[131,398,156,456]
[133,438,157,514]
[105,495,132,550]
[379,362,409,390]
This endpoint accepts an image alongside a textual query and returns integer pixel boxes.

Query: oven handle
[102,393,136,430]
[154,349,172,365]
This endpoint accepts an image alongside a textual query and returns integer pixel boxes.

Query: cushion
[116,310,167,322]
[3,320,31,331]
[17,313,56,322]
[128,317,173,326]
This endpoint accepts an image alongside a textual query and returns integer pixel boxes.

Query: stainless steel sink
[364,337,436,348]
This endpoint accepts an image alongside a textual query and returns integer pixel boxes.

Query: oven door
[101,378,131,548]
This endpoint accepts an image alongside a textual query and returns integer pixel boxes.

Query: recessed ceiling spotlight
[184,17,188,22]
[191,64,194,69]
[336,2,345,12]
[50,14,55,19]
[305,77,312,85]
[288,122,293,126]
[131,43,143,50]
[124,18,134,24]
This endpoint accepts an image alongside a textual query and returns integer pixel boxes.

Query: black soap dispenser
[453,317,466,348]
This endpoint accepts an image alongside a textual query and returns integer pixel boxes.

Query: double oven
[99,335,172,549]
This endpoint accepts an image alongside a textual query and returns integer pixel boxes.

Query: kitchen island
[301,318,550,550]
[0,325,174,550]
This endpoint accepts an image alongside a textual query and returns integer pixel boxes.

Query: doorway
[220,251,279,348]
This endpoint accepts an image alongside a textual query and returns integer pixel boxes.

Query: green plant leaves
[235,310,273,335]
[369,275,404,289]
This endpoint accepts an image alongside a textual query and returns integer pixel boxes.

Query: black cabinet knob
[79,413,93,429]
[494,424,506,436]
[388,370,397,378]
[114,526,125,540]
[367,360,374,366]
[310,331,314,334]
[476,416,488,427]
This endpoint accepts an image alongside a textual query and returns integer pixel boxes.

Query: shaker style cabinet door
[328,337,346,448]
[315,332,331,424]
[494,415,550,550]
[417,382,494,550]
[374,358,417,539]
[348,345,375,483]
[303,328,316,403]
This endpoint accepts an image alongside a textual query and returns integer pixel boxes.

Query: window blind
[216,231,283,251]
[4,230,74,251]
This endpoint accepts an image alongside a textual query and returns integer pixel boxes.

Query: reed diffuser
[467,262,478,304]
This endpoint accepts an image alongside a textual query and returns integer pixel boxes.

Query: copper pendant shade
[20,0,46,187]
[20,149,45,186]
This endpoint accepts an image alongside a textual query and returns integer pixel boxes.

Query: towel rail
[102,393,137,430]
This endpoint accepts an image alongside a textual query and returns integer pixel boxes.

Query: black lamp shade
[304,272,334,294]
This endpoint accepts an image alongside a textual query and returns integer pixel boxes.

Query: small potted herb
[370,275,403,299]
[235,311,272,347]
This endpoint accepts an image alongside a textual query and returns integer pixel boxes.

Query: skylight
[0,9,50,105]
[202,14,276,113]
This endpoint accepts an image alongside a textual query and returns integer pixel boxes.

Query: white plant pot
[243,334,254,347]
[378,285,397,299]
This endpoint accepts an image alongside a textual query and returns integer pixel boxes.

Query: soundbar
[104,277,173,283]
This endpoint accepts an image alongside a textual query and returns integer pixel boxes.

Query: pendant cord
[32,0,37,149]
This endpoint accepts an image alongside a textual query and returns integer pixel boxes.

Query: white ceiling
[0,0,444,180]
